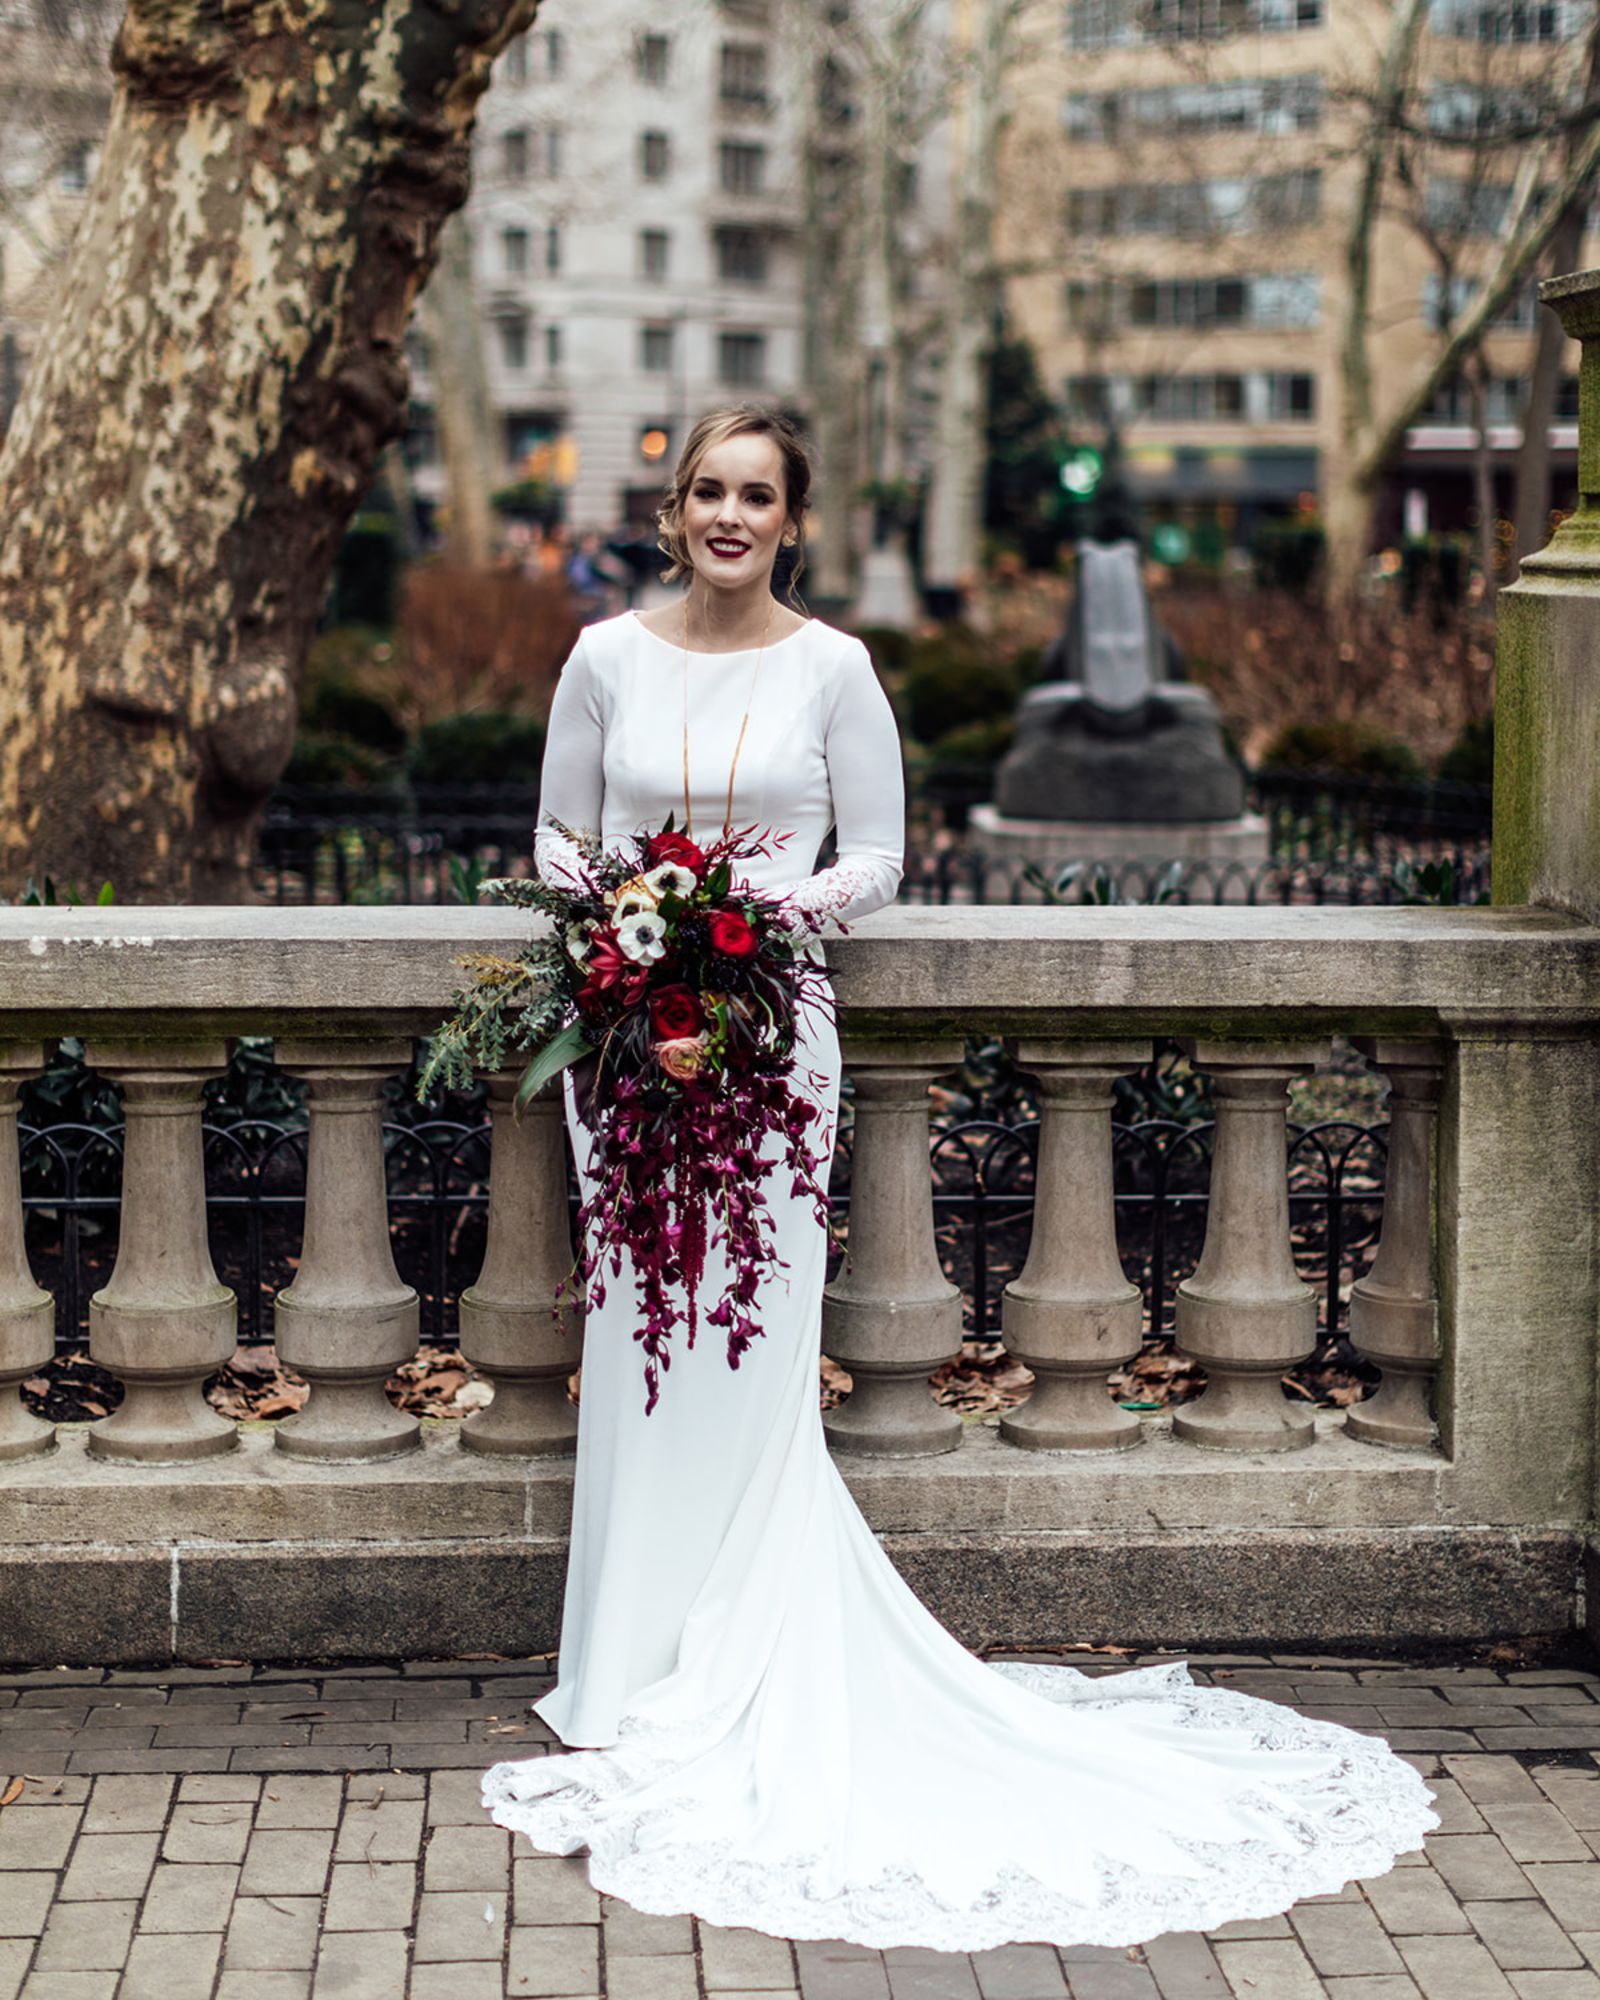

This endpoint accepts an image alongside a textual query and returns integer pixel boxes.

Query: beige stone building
[0,3,114,438]
[1000,0,1591,560]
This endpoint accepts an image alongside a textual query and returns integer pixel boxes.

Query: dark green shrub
[409,712,546,785]
[853,626,915,675]
[331,516,400,628]
[901,627,1024,745]
[302,682,407,755]
[928,716,1016,767]
[283,732,393,787]
[1252,521,1324,596]
[1262,720,1424,781]
[1438,713,1494,786]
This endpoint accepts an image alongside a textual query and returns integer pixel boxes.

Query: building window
[1116,273,1319,329]
[403,418,438,470]
[543,28,563,74]
[503,34,528,83]
[502,128,528,180]
[718,332,767,385]
[1424,177,1514,236]
[499,316,529,370]
[637,31,671,82]
[1267,372,1316,419]
[502,227,529,277]
[404,331,430,375]
[1066,0,1322,44]
[1066,73,1321,136]
[1429,0,1579,37]
[1423,273,1539,330]
[716,226,769,282]
[640,228,671,279]
[719,141,766,193]
[1066,170,1320,237]
[640,324,676,373]
[545,325,563,370]
[640,129,671,181]
[1425,373,1527,422]
[545,225,562,275]
[720,42,769,106]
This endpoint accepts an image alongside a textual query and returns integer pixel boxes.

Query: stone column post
[1346,1039,1445,1448]
[822,1037,966,1457]
[1497,271,1600,923]
[273,1041,420,1461]
[458,1071,581,1456]
[0,1045,54,1462]
[999,1039,1149,1451]
[1172,1038,1331,1451]
[83,1040,237,1463]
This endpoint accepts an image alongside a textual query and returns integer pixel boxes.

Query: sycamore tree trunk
[0,0,539,904]
[420,210,499,568]
[922,0,1010,607]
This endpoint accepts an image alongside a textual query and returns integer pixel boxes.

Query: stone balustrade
[0,903,1596,1665]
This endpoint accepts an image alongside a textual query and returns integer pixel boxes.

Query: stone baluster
[273,1041,420,1460]
[1172,1038,1331,1452]
[823,1038,965,1457]
[0,1045,54,1462]
[83,1040,238,1463]
[1345,1038,1445,1448]
[1000,1039,1150,1451]
[458,1070,581,1456]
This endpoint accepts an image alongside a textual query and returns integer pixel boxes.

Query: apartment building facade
[404,0,816,533]
[1001,0,1590,556]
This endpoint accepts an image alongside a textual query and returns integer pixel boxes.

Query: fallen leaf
[0,1778,23,1807]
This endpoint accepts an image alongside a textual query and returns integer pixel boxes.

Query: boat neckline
[628,608,816,657]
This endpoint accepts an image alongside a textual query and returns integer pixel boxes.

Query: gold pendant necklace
[681,591,776,839]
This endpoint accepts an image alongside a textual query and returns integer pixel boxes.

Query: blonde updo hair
[655,405,813,603]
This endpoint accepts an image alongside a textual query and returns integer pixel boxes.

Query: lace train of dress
[481,610,1440,1949]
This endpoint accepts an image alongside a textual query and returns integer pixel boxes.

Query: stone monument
[969,465,1268,868]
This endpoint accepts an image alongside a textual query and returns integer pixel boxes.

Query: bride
[480,405,1439,1949]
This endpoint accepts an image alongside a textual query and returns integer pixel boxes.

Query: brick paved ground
[3,1650,1599,2000]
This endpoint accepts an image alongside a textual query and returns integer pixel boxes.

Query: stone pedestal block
[0,1045,54,1462]
[823,1038,966,1457]
[458,1072,580,1457]
[1000,1039,1150,1451]
[1173,1039,1330,1452]
[84,1040,238,1464]
[273,1041,420,1461]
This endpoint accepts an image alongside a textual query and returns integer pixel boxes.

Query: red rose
[649,984,705,1039]
[707,910,758,960]
[647,831,706,876]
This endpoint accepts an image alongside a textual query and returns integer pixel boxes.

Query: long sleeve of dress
[771,639,906,938]
[534,632,605,895]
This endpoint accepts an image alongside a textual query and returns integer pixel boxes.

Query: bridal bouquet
[418,815,837,1414]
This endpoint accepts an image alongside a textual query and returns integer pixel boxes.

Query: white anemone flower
[616,910,668,963]
[564,922,594,966]
[642,860,697,900]
[609,875,662,922]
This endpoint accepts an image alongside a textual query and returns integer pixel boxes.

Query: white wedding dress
[481,608,1439,1949]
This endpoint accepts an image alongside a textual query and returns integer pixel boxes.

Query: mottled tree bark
[0,0,540,903]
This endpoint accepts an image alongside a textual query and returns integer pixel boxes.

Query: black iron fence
[25,1097,1385,1386]
[255,767,1492,908]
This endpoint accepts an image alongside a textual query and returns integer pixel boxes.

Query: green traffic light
[1059,447,1103,498]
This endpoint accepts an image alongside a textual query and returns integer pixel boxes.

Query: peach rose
[656,1034,711,1081]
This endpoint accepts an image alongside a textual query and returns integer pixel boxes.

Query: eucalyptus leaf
[514,1021,592,1115]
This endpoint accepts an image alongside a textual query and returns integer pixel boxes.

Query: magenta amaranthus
[421,814,839,1414]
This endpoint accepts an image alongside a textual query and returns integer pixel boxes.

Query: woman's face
[680,432,791,594]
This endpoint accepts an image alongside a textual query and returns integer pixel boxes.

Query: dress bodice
[534,609,906,933]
